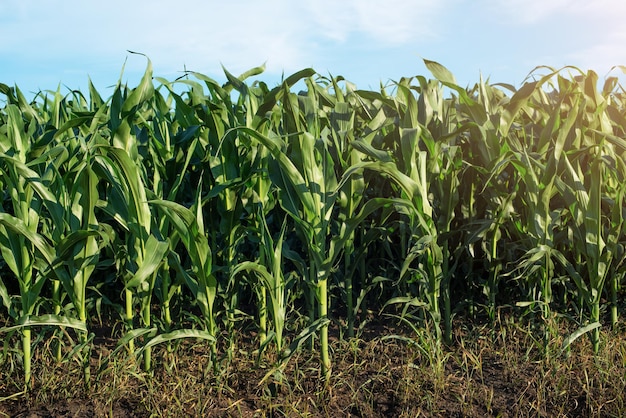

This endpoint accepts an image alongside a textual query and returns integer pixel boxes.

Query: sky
[1,0,626,100]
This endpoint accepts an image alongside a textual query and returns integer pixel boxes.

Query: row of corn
[1,57,625,388]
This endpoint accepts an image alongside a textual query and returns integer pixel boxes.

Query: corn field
[1,56,626,389]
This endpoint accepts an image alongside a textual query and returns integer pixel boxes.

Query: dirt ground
[1,317,625,417]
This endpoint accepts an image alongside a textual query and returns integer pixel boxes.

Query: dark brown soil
[1,317,625,417]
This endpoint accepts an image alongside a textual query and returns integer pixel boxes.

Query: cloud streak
[1,0,625,95]
[0,0,447,77]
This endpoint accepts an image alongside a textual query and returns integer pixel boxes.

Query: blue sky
[1,0,625,99]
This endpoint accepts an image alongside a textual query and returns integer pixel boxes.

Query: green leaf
[137,329,216,353]
[280,317,330,361]
[350,140,393,162]
[423,59,457,85]
[562,322,601,351]
[125,235,170,288]
[0,213,55,266]
[0,314,87,334]
[121,52,154,114]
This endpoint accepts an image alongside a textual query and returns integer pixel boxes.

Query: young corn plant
[348,143,443,339]
[549,69,626,352]
[0,102,85,388]
[232,214,290,356]
[94,146,169,371]
[236,107,396,381]
[265,86,337,380]
[0,213,94,388]
[350,74,444,341]
[509,149,563,348]
[149,190,218,367]
[447,65,549,325]
[0,156,100,388]
[139,80,206,331]
[40,144,108,385]
[323,84,369,339]
[227,72,337,378]
[208,70,262,361]
[414,72,466,345]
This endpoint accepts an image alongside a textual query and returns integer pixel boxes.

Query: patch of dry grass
[2,316,626,417]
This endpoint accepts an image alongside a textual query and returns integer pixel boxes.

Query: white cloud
[11,0,624,93]
[565,29,626,76]
[301,0,444,44]
[479,0,626,80]
[562,1,626,75]
[486,0,626,25]
[0,0,448,80]
[487,0,573,24]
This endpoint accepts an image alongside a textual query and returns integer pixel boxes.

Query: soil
[1,317,624,417]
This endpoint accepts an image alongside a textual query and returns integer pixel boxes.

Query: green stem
[161,262,172,331]
[345,240,354,339]
[488,230,499,324]
[23,326,31,390]
[307,263,316,351]
[52,279,62,362]
[442,244,451,345]
[542,255,552,349]
[611,274,618,328]
[79,308,91,388]
[256,208,268,351]
[259,286,268,348]
[163,299,172,331]
[143,296,151,371]
[591,300,600,354]
[125,288,135,353]
[318,278,331,382]
[226,217,238,362]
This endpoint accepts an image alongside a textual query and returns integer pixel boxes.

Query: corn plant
[3,56,626,389]
[149,189,218,365]
[349,73,447,340]
[240,112,336,379]
[94,145,170,370]
[238,126,396,381]
[0,100,96,387]
[232,214,290,355]
[0,167,98,388]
